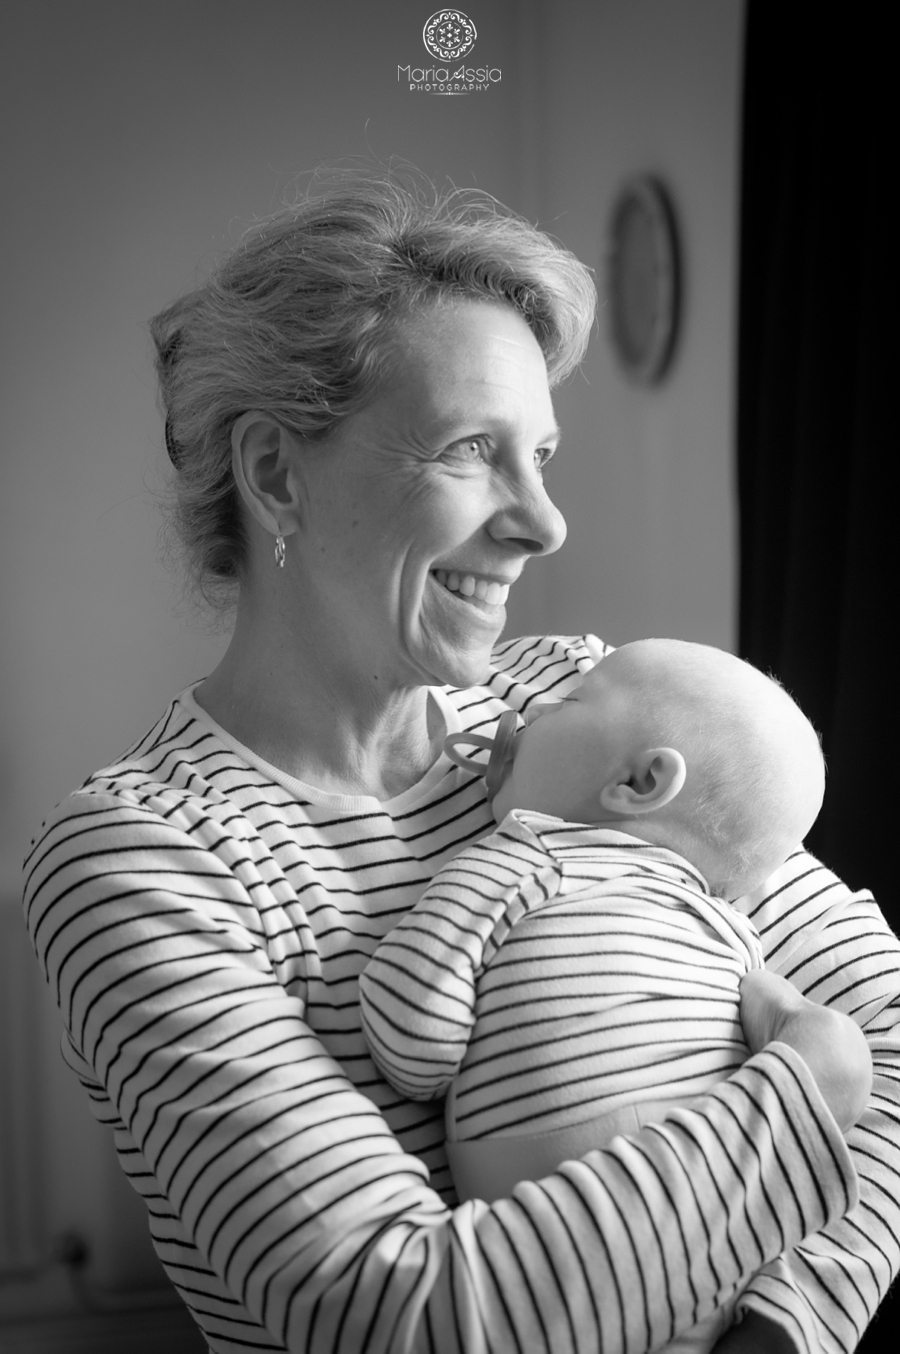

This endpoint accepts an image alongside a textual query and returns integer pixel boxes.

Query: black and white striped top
[22,635,898,1354]
[359,816,767,1137]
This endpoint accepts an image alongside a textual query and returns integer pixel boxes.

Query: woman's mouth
[432,568,510,607]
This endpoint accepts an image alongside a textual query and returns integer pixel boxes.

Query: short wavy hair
[150,165,597,604]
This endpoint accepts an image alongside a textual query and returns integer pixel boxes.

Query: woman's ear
[231,411,299,536]
[598,747,687,817]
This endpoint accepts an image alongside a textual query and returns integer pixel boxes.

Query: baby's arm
[359,819,559,1099]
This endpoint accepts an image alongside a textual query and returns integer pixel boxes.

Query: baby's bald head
[592,638,825,894]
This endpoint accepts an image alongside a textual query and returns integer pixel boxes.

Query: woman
[23,169,899,1354]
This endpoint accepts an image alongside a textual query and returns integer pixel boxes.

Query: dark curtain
[738,7,893,915]
[738,7,894,1348]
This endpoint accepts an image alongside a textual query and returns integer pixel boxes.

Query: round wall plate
[606,175,680,384]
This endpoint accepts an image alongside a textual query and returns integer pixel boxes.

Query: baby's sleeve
[359,820,559,1099]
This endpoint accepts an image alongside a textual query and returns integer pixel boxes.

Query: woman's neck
[195,602,444,800]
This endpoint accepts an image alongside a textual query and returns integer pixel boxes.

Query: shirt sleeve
[730,849,900,1352]
[24,792,860,1354]
[359,820,559,1098]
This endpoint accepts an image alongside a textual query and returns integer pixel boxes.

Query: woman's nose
[491,475,567,556]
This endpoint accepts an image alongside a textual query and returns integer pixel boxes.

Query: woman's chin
[411,584,506,687]
[408,633,498,692]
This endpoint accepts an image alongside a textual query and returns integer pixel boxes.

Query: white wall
[1,0,744,1309]
[505,0,744,649]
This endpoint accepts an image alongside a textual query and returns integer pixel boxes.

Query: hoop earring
[274,534,286,569]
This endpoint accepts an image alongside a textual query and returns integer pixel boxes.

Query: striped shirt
[21,635,898,1354]
[359,815,766,1146]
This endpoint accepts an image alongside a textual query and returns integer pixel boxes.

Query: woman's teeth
[433,569,510,606]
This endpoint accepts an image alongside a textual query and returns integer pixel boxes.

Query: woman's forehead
[390,298,545,372]
[381,301,555,430]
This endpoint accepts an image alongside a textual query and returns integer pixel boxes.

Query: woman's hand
[740,969,872,1132]
[711,1310,799,1353]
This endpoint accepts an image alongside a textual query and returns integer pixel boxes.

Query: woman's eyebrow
[532,424,562,449]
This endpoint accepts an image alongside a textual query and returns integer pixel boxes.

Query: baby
[359,639,870,1352]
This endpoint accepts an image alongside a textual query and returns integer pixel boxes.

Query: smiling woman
[22,166,900,1354]
[214,301,566,721]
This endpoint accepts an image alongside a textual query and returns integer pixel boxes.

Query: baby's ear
[599,747,687,817]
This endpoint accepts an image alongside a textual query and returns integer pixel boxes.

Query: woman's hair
[151,165,597,604]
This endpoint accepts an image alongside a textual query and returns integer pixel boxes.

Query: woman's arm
[24,792,859,1354]
[726,851,900,1353]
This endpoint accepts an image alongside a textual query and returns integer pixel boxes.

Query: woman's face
[287,300,568,691]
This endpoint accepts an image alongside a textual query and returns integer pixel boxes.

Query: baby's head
[490,638,825,897]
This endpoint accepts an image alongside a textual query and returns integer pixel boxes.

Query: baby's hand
[740,970,872,1133]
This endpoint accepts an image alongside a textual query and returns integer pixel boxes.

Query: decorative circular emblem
[422,9,477,61]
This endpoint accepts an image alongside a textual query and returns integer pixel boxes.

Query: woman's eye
[443,437,555,472]
[446,435,490,463]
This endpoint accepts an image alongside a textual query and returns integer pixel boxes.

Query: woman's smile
[431,568,513,610]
